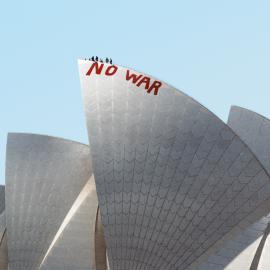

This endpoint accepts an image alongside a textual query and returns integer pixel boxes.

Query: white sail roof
[79,60,270,269]
[5,133,92,270]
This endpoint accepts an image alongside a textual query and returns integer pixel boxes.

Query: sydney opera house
[1,60,270,269]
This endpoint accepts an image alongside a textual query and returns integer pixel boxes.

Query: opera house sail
[78,60,270,270]
[5,134,94,270]
[2,60,270,269]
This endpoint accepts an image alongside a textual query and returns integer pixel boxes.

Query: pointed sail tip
[78,58,88,63]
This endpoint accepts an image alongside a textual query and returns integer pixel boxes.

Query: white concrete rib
[40,176,98,270]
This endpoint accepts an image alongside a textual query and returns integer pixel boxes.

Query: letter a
[136,76,150,89]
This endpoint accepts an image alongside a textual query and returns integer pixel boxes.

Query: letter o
[105,65,118,76]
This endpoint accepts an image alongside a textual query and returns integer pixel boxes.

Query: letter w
[126,70,142,83]
[86,62,104,76]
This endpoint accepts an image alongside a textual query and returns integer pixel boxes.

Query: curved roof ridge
[7,132,89,147]
[78,59,270,181]
[230,105,270,124]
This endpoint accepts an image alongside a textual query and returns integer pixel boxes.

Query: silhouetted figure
[91,56,95,61]
[100,59,103,63]
[110,58,112,64]
[95,56,98,61]
[105,58,109,63]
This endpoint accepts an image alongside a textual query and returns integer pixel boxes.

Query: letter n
[86,62,104,76]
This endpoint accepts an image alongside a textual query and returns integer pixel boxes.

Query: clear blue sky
[1,1,270,184]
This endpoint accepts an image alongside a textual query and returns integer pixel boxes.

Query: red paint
[136,76,150,89]
[85,62,162,95]
[125,70,143,84]
[86,62,104,76]
[105,65,118,76]
[126,70,162,95]
[147,81,162,95]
